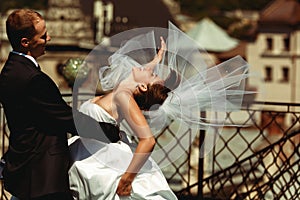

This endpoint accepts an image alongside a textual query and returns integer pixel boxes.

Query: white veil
[98,22,255,134]
[75,22,258,168]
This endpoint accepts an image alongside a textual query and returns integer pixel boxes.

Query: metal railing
[175,101,300,200]
[1,95,299,200]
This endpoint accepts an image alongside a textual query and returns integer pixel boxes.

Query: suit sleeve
[27,73,120,143]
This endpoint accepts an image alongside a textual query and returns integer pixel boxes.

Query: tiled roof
[260,0,300,25]
[217,42,247,60]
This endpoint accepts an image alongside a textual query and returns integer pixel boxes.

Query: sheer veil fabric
[97,22,255,131]
[75,22,257,169]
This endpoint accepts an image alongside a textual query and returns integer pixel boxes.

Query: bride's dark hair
[133,69,180,111]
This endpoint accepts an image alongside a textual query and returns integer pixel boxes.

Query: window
[281,67,289,82]
[265,66,272,81]
[283,37,290,51]
[266,37,273,51]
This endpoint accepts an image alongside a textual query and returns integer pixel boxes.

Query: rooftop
[260,0,300,25]
[186,17,239,52]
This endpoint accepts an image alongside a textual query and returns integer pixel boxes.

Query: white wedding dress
[68,100,178,200]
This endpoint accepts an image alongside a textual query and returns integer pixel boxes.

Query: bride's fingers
[144,37,166,69]
[116,187,131,196]
[116,181,132,196]
[160,36,166,51]
[156,37,166,60]
[157,37,166,52]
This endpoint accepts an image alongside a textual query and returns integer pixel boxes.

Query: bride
[68,22,253,200]
[68,36,179,199]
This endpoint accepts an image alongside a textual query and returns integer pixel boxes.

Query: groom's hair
[133,69,180,111]
[6,9,43,50]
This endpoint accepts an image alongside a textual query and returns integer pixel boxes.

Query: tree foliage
[175,0,274,40]
[1,0,274,14]
[0,0,273,16]
[176,0,273,19]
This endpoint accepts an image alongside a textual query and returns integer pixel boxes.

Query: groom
[0,9,120,200]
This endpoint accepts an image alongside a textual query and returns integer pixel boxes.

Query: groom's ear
[21,38,30,48]
[138,83,148,92]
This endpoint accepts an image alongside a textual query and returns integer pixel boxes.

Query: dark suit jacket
[0,53,120,199]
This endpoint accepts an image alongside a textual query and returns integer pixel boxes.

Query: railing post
[198,111,206,198]
[72,87,79,109]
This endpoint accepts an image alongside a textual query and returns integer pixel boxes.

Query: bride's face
[132,66,163,85]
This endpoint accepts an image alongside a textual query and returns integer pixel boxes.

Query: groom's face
[28,18,51,59]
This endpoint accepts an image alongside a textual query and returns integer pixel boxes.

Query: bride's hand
[116,173,134,196]
[144,36,166,70]
[156,36,166,62]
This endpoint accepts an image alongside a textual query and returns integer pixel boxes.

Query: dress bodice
[79,99,117,126]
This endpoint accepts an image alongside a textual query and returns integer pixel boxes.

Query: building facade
[247,0,300,104]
